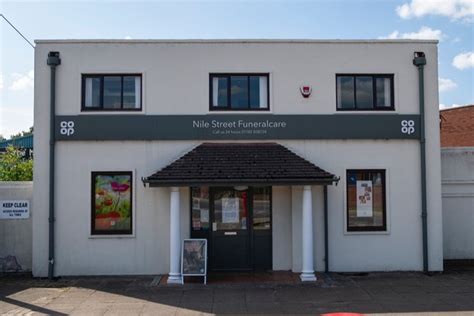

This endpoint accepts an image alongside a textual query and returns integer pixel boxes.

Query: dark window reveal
[337,74,394,111]
[252,187,271,230]
[91,171,133,235]
[346,169,387,232]
[82,74,142,111]
[210,74,269,111]
[191,187,210,231]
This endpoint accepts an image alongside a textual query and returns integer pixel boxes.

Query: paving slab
[1,271,474,315]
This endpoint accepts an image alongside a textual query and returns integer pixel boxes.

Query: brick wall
[440,105,474,147]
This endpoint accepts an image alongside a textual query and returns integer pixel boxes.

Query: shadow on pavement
[1,270,474,315]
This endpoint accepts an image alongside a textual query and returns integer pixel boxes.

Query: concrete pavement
[1,271,474,315]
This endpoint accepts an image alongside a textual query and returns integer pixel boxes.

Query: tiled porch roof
[143,143,338,187]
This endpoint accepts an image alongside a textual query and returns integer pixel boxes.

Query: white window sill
[88,234,136,239]
[79,111,144,115]
[344,230,390,236]
[207,110,273,115]
[334,111,398,115]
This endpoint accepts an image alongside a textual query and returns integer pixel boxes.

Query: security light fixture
[47,51,61,66]
[413,52,426,66]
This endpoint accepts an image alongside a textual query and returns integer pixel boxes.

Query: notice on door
[221,198,239,223]
[200,209,209,223]
[0,200,30,219]
[356,181,373,217]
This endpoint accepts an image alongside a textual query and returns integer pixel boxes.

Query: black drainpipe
[47,51,61,280]
[413,52,428,273]
[324,185,329,273]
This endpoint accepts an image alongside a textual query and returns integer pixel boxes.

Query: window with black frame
[346,169,387,232]
[210,74,269,111]
[336,74,394,111]
[91,171,133,235]
[82,74,142,111]
[191,187,210,231]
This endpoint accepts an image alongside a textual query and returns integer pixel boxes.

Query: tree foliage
[9,127,34,140]
[0,145,33,181]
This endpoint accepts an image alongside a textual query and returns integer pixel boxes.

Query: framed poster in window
[91,171,133,235]
[356,180,373,217]
[346,169,386,232]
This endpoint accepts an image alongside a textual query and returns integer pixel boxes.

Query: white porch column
[168,187,182,284]
[300,185,317,281]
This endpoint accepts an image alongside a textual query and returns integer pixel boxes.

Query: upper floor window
[82,74,142,111]
[336,74,394,111]
[210,74,269,111]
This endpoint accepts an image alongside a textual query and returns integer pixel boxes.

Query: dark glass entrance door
[190,186,272,271]
[211,188,251,270]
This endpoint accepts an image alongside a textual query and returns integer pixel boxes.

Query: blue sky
[1,0,473,137]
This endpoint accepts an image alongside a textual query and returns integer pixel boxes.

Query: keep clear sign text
[0,200,30,219]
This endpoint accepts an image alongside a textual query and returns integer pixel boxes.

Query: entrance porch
[143,143,338,283]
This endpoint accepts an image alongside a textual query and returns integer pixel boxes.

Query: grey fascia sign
[55,114,421,141]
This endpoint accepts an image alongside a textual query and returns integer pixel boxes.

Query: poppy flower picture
[93,172,132,233]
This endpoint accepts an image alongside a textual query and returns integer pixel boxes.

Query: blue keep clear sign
[0,200,30,219]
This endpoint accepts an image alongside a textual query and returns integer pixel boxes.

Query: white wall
[272,186,292,270]
[51,142,195,276]
[33,40,443,276]
[286,140,429,272]
[34,40,438,116]
[0,182,33,272]
[442,147,474,260]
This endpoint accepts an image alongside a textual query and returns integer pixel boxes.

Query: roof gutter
[142,176,340,187]
[47,51,60,280]
[413,51,428,273]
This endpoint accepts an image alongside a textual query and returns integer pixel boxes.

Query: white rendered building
[32,40,443,280]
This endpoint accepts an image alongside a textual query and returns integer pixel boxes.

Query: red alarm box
[300,85,312,98]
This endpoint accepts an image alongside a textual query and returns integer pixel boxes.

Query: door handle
[224,232,237,236]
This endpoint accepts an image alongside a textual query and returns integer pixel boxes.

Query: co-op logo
[60,121,75,136]
[401,120,415,135]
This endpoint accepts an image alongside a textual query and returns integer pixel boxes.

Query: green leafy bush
[0,145,33,181]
